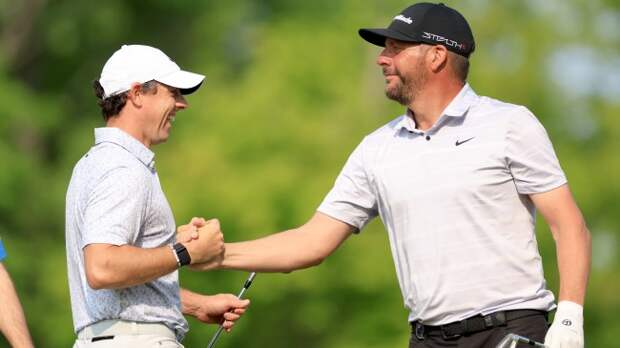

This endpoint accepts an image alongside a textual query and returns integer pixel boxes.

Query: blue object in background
[0,239,6,261]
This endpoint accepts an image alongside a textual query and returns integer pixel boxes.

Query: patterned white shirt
[65,127,187,340]
[319,84,566,325]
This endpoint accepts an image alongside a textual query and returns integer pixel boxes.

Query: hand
[176,217,207,243]
[185,293,250,332]
[183,219,225,268]
[544,301,584,348]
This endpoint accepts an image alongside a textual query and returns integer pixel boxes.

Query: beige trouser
[73,319,184,348]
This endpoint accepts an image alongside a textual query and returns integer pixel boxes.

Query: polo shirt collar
[94,127,155,168]
[396,112,418,133]
[442,83,478,118]
[396,83,479,134]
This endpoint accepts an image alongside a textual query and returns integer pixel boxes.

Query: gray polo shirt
[319,84,566,325]
[65,127,187,340]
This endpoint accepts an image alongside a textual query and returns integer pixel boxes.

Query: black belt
[411,309,547,340]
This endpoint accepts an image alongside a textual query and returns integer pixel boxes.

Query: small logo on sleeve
[562,319,573,326]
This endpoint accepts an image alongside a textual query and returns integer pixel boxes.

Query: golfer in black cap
[191,3,590,347]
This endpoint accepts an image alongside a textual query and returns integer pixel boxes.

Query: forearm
[553,221,591,305]
[531,185,592,306]
[179,287,250,327]
[192,212,352,273]
[0,264,34,348]
[221,228,327,272]
[180,288,202,317]
[85,244,178,289]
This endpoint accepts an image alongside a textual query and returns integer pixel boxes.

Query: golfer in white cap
[66,45,249,347]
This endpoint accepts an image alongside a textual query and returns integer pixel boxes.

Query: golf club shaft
[207,272,256,348]
[496,333,546,348]
[514,334,545,347]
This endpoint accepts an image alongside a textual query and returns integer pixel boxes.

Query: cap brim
[157,70,206,95]
[358,28,418,47]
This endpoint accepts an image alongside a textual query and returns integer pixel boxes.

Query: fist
[176,217,207,243]
[193,293,251,331]
[183,219,225,268]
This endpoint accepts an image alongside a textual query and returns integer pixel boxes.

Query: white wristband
[169,244,181,268]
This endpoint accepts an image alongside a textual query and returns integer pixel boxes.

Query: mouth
[384,74,399,83]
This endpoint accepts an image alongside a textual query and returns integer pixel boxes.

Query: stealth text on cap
[422,32,466,50]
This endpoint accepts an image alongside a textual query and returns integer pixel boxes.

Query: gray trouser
[73,319,184,348]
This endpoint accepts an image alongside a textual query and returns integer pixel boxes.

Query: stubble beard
[384,64,427,106]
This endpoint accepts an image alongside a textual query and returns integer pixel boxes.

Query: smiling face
[140,83,187,146]
[376,38,430,106]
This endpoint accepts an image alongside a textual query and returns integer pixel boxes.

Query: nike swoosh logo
[455,137,475,146]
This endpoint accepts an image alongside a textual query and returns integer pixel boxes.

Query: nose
[376,49,392,67]
[175,94,188,110]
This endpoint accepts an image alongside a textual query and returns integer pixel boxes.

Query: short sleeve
[0,239,6,261]
[82,166,149,248]
[505,107,567,194]
[318,139,378,231]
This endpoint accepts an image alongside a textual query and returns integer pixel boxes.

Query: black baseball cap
[359,2,475,57]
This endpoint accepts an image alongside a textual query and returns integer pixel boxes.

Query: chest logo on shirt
[455,137,475,146]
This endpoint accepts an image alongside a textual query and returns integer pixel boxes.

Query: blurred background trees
[0,0,618,346]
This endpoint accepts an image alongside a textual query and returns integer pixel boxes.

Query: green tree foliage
[0,0,618,346]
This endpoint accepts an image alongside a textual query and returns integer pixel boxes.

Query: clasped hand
[177,217,224,270]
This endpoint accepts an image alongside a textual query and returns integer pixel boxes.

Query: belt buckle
[414,322,425,340]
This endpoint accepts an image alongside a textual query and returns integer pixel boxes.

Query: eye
[386,43,404,55]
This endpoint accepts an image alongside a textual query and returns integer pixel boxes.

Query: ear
[427,45,448,73]
[125,83,144,107]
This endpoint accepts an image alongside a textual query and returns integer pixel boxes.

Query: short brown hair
[92,80,159,121]
[448,51,470,82]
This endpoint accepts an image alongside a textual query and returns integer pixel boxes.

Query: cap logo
[422,32,466,51]
[394,15,413,24]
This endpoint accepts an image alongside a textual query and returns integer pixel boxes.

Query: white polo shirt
[318,84,566,325]
[65,128,187,340]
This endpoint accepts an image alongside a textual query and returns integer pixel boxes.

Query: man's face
[376,38,429,106]
[141,83,187,146]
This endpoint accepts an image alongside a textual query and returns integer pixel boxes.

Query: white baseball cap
[99,44,205,99]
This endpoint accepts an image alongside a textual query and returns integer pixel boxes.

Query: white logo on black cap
[394,15,413,24]
[422,32,466,50]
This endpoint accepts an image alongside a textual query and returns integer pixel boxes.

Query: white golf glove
[544,301,584,348]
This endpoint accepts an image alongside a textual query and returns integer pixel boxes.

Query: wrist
[169,244,181,268]
[180,289,200,316]
[556,301,583,318]
[172,242,192,267]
